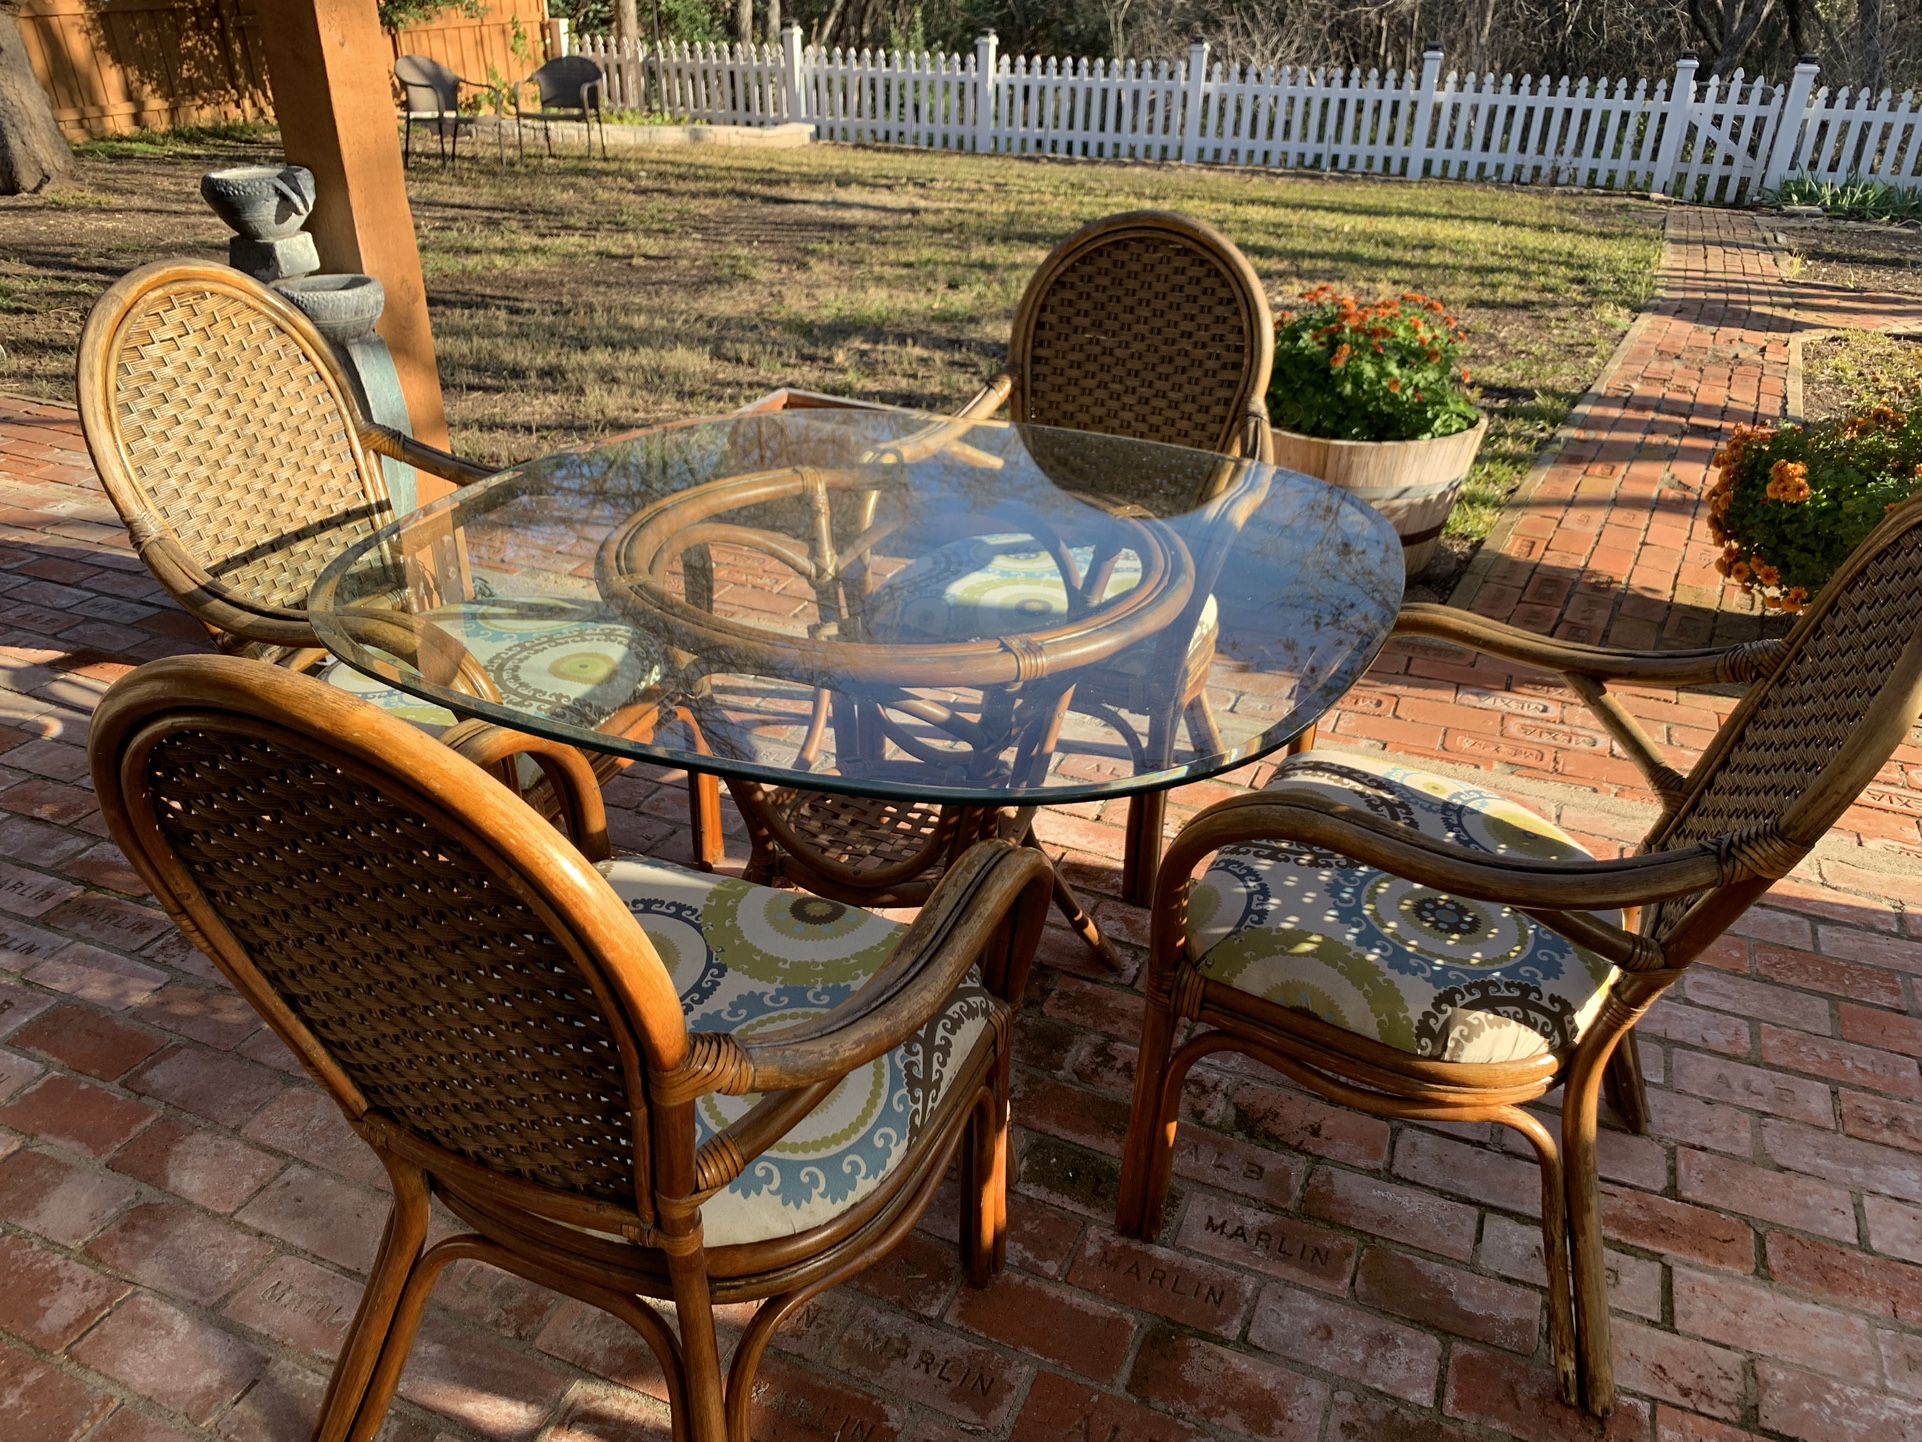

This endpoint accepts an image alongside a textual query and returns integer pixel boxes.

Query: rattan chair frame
[1115,494,1922,1418]
[513,55,609,160]
[959,209,1277,906]
[72,260,635,816]
[90,656,1054,1442]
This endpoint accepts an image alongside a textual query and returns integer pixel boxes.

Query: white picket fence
[563,28,1922,202]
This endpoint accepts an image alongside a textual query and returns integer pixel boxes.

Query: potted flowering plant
[1708,403,1922,614]
[1266,287,1486,572]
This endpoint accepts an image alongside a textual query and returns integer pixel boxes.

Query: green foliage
[380,0,485,29]
[1772,176,1922,224]
[1708,405,1922,610]
[1266,288,1480,443]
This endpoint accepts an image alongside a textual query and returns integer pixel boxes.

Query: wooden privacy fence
[18,0,556,139]
[567,30,1922,202]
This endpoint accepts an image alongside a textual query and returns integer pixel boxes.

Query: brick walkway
[5,208,1922,1442]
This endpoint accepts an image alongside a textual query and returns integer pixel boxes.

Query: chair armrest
[678,840,1051,1197]
[1154,790,1733,974]
[441,719,610,860]
[360,423,497,487]
[1237,399,1273,464]
[1395,603,1787,687]
[684,840,1052,1099]
[582,79,603,111]
[956,373,1013,421]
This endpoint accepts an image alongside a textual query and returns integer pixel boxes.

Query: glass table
[310,408,1404,944]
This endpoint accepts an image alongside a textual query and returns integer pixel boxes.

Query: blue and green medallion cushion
[599,856,997,1247]
[868,533,1216,672]
[320,598,664,781]
[1187,751,1618,1065]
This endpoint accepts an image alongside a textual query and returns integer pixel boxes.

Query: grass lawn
[0,126,1661,577]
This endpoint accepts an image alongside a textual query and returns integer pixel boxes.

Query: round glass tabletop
[310,408,1404,805]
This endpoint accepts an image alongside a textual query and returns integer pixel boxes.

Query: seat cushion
[600,856,997,1246]
[321,599,663,783]
[1187,751,1618,1064]
[867,532,1216,683]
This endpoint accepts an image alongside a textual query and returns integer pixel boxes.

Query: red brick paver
[4,208,1922,1441]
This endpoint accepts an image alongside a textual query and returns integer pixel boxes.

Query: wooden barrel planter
[1268,415,1488,574]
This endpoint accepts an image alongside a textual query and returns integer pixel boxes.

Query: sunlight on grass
[1,133,1660,565]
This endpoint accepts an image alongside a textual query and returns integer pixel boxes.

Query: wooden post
[261,0,451,460]
[781,23,806,123]
[1410,46,1443,179]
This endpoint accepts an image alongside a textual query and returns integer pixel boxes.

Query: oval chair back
[1642,496,1922,955]
[1006,209,1274,461]
[76,261,397,650]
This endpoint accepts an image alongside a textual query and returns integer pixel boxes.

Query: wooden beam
[260,0,451,457]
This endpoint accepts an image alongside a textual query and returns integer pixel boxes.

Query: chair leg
[1045,852,1123,971]
[1501,1107,1579,1408]
[310,1160,430,1442]
[688,772,725,871]
[1114,992,1187,1239]
[1563,1037,1619,1418]
[669,1252,729,1442]
[339,1237,468,1441]
[1120,788,1165,906]
[962,1063,1010,1285]
[1285,722,1318,757]
[1604,1030,1650,1135]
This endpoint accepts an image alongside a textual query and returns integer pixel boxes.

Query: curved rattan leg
[312,1158,430,1442]
[1285,723,1318,757]
[1115,996,1188,1239]
[1563,1032,1620,1418]
[1603,1031,1650,1136]
[1184,695,1226,756]
[340,1232,476,1442]
[1499,1105,1578,1407]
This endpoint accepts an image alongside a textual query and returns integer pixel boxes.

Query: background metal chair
[1115,493,1922,1418]
[395,53,505,167]
[514,55,609,159]
[91,654,1051,1442]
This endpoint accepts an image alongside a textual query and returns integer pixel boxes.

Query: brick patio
[5,207,1922,1442]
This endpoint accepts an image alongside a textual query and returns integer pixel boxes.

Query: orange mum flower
[1330,343,1352,370]
[1387,377,1403,394]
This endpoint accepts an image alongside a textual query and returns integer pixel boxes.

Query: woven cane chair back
[1007,211,1273,458]
[78,261,393,614]
[1645,499,1922,942]
[91,659,685,1216]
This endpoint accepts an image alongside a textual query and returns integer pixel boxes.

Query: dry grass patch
[0,127,1660,575]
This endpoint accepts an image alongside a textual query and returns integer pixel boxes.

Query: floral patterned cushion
[1187,751,1618,1064]
[321,598,664,783]
[599,856,998,1247]
[868,532,1216,673]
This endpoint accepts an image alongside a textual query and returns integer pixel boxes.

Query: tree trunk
[1853,0,1886,90]
[735,0,753,45]
[766,0,781,44]
[0,1,74,195]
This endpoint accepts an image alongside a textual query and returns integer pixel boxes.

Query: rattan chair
[90,655,1051,1442]
[826,208,1276,907]
[1116,493,1922,1417]
[75,258,683,819]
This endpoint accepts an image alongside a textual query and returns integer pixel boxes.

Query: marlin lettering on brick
[748,1379,881,1441]
[1201,1211,1335,1270]
[1174,1133,1267,1187]
[1107,1253,1227,1308]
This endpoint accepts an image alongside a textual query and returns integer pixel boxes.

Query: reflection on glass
[310,409,1403,804]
